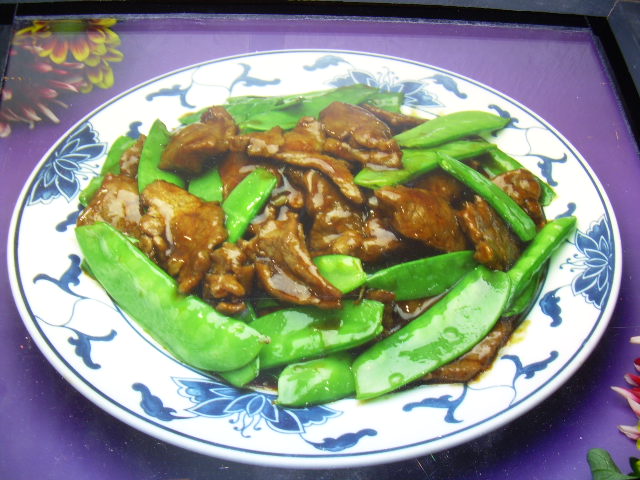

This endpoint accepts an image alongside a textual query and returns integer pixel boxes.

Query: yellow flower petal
[86,66,104,84]
[83,53,101,67]
[104,48,124,63]
[70,38,91,62]
[97,66,114,89]
[50,40,69,64]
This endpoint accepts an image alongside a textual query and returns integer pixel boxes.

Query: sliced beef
[77,173,142,238]
[458,195,521,271]
[320,101,402,168]
[361,102,427,134]
[274,151,364,204]
[291,169,401,262]
[492,168,545,228]
[245,209,342,309]
[139,180,227,293]
[230,126,285,157]
[423,317,517,383]
[120,134,145,178]
[374,185,468,253]
[412,169,468,205]
[159,107,238,176]
[218,151,257,197]
[230,123,364,205]
[204,242,255,315]
[282,116,325,153]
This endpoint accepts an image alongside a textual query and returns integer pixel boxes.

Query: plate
[7,50,621,468]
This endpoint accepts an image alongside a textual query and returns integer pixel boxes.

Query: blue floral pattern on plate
[28,122,106,205]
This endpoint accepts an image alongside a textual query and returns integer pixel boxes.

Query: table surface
[1,15,639,480]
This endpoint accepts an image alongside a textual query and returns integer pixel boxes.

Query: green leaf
[587,449,640,480]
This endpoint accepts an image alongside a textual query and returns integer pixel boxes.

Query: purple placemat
[1,15,638,479]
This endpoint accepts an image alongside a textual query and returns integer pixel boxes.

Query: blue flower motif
[174,377,340,437]
[330,68,440,108]
[570,216,615,310]
[29,122,106,205]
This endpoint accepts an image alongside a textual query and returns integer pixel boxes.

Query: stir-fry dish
[75,84,576,406]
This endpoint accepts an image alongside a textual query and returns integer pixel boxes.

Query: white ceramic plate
[7,50,621,468]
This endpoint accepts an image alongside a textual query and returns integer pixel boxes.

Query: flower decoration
[17,19,123,92]
[0,19,123,137]
[612,337,640,444]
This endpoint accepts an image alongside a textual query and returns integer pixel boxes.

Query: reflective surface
[0,15,638,479]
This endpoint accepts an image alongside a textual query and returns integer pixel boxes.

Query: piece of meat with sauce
[412,169,468,205]
[245,209,342,309]
[290,169,401,262]
[320,101,402,169]
[230,122,364,205]
[492,168,545,228]
[159,107,238,176]
[374,185,468,253]
[458,195,522,271]
[361,102,427,134]
[77,173,142,238]
[423,317,517,383]
[204,242,255,315]
[138,180,227,293]
[120,134,145,178]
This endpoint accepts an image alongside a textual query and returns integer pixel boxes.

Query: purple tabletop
[1,15,639,479]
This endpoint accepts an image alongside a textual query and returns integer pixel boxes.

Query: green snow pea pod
[366,251,478,301]
[364,91,404,113]
[250,299,384,369]
[438,154,537,242]
[79,176,105,207]
[483,147,556,206]
[393,110,510,149]
[138,119,186,193]
[277,353,355,407]
[76,222,265,372]
[502,269,543,317]
[79,135,137,206]
[353,266,511,400]
[313,254,367,293]
[507,216,576,302]
[222,167,277,242]
[188,166,223,202]
[354,140,493,189]
[219,357,260,387]
[101,135,137,175]
[241,85,378,131]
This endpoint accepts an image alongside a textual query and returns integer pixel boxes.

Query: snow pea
[101,135,136,176]
[250,299,384,369]
[353,266,511,399]
[241,84,378,131]
[507,216,576,302]
[354,140,493,189]
[75,222,266,372]
[138,119,186,193]
[366,251,477,301]
[393,110,510,149]
[484,147,555,206]
[222,167,277,242]
[219,357,260,387]
[365,91,404,113]
[503,269,543,317]
[79,135,137,206]
[188,166,223,202]
[313,254,367,293]
[438,154,537,242]
[277,353,355,407]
